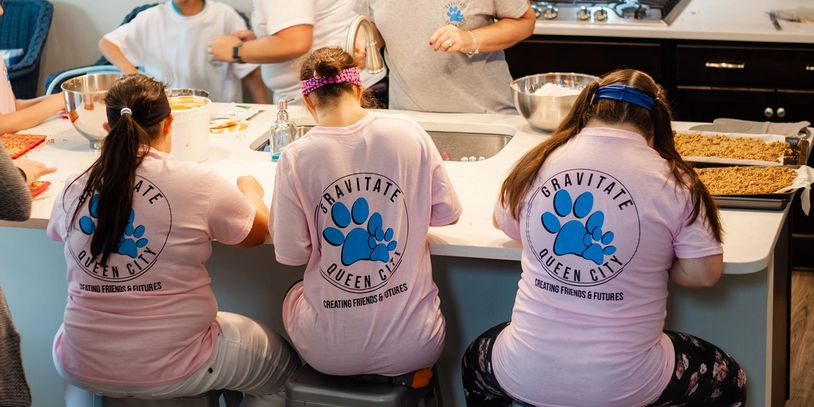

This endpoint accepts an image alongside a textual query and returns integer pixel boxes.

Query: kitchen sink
[250,120,514,162]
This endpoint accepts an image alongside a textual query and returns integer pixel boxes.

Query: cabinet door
[673,86,775,122]
[677,44,814,88]
[775,89,814,123]
[505,37,662,81]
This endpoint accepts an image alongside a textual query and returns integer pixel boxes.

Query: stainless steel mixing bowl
[62,73,122,149]
[511,72,599,132]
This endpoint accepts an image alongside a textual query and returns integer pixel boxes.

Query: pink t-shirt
[271,112,462,376]
[47,149,255,386]
[0,59,17,114]
[492,127,722,407]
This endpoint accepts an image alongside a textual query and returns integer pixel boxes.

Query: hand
[16,159,56,185]
[237,175,264,198]
[231,29,257,42]
[209,35,243,62]
[428,24,472,53]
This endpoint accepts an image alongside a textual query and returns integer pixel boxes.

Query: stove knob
[531,3,542,18]
[594,8,608,22]
[542,5,559,20]
[576,6,590,21]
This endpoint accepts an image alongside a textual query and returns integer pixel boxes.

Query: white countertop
[0,104,789,275]
[533,0,814,44]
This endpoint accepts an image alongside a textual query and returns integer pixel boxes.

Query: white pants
[53,312,301,407]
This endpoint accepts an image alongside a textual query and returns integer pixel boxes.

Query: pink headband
[301,67,363,96]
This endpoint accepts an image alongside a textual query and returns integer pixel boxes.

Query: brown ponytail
[500,69,722,242]
[66,75,169,265]
[299,47,379,108]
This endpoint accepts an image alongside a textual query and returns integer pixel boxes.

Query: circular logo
[525,169,640,287]
[444,1,466,27]
[315,172,409,294]
[68,176,172,282]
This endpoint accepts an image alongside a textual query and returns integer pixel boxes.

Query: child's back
[273,111,460,375]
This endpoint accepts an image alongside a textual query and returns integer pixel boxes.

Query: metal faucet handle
[345,15,385,75]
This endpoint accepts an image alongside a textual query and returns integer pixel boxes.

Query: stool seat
[286,365,442,407]
[98,390,220,406]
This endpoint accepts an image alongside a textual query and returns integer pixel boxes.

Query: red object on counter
[0,133,47,159]
[29,181,50,198]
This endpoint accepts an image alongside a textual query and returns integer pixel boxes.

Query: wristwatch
[232,43,244,63]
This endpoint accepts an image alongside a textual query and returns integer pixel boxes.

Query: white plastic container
[168,92,211,162]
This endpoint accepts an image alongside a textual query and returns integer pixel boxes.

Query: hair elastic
[301,67,363,96]
[594,84,655,111]
[106,95,171,128]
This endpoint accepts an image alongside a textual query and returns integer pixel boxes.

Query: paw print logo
[323,197,398,266]
[446,4,464,23]
[541,190,616,265]
[79,193,149,259]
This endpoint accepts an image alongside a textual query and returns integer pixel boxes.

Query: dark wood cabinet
[505,36,663,82]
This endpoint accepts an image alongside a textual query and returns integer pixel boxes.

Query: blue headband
[594,85,655,111]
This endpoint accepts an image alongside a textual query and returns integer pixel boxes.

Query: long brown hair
[299,47,378,108]
[67,74,169,265]
[500,69,722,242]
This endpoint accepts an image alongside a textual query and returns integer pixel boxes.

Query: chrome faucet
[345,16,385,74]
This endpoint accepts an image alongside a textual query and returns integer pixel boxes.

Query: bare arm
[429,6,536,53]
[209,25,313,64]
[0,93,64,134]
[98,38,139,75]
[669,254,723,288]
[243,68,271,104]
[235,176,270,248]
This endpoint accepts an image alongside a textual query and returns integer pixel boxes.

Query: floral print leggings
[461,323,748,407]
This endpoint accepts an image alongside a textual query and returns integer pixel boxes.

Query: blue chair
[0,0,53,99]
[43,3,251,94]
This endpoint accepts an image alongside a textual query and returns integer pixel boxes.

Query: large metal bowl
[512,72,599,132]
[62,73,122,149]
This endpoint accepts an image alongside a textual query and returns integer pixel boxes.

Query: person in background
[99,0,269,103]
[270,48,460,378]
[462,69,747,406]
[354,0,535,113]
[47,75,298,406]
[208,0,386,105]
[0,2,64,134]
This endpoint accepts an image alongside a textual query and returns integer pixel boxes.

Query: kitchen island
[0,105,794,406]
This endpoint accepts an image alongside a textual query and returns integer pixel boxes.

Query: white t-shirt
[491,127,723,406]
[252,0,386,104]
[104,1,258,103]
[47,148,255,386]
[271,112,461,376]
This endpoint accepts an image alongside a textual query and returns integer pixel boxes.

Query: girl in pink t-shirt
[47,75,298,406]
[270,48,461,377]
[462,70,747,406]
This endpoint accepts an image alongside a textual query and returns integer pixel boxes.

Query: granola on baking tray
[695,166,798,195]
[674,132,791,163]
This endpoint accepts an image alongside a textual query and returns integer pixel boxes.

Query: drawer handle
[807,65,814,71]
[705,62,746,70]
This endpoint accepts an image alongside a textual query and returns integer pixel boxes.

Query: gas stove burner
[612,1,650,19]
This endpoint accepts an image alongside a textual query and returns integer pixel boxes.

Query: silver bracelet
[465,30,480,58]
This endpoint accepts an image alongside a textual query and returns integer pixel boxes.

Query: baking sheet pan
[712,191,794,210]
[675,130,806,166]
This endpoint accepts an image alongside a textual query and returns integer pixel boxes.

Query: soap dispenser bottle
[270,99,298,162]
